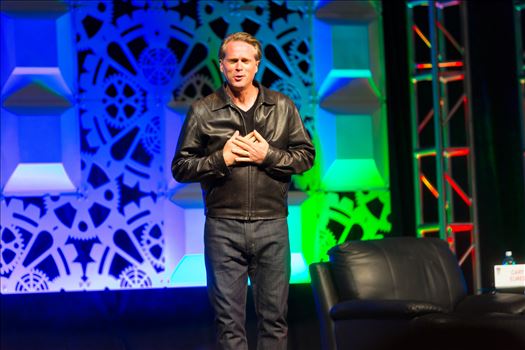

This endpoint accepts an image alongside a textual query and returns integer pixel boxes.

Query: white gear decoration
[0,226,24,274]
[102,74,146,129]
[138,47,178,86]
[140,222,166,270]
[75,1,114,50]
[15,269,50,293]
[141,115,162,156]
[197,1,269,29]
[119,266,152,288]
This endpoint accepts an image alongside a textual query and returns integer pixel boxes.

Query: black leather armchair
[310,237,525,350]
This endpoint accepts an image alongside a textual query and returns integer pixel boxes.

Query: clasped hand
[223,130,269,166]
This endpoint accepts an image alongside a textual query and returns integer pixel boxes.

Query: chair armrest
[455,293,525,315]
[309,262,338,350]
[310,263,339,311]
[330,299,446,320]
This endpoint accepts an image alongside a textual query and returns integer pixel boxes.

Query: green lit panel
[301,191,392,265]
[313,10,389,193]
[307,0,392,265]
[316,109,388,191]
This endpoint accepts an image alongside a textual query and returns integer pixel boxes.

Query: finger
[253,130,265,142]
[232,148,250,156]
[235,157,253,163]
[233,138,255,151]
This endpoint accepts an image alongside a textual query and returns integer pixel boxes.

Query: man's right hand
[223,130,241,166]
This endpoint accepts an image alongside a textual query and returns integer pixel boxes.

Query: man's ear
[219,59,224,73]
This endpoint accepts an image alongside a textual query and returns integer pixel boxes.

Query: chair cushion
[328,237,467,310]
[456,293,525,315]
[410,312,525,348]
[330,299,446,320]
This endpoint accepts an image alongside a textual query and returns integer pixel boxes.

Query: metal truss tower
[515,0,525,190]
[406,0,480,292]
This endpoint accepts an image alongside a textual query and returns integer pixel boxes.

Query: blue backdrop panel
[0,0,314,293]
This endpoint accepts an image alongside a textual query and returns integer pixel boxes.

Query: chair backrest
[328,237,468,311]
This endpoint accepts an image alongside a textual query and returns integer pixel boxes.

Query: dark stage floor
[1,284,321,350]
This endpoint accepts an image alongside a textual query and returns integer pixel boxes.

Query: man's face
[220,40,259,92]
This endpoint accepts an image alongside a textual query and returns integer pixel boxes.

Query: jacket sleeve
[171,105,231,183]
[261,100,315,177]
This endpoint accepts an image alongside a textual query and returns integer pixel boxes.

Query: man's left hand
[232,130,269,165]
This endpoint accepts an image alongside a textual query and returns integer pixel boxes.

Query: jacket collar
[211,81,276,111]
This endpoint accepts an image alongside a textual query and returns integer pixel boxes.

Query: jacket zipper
[249,102,263,220]
[233,103,251,220]
[234,101,262,220]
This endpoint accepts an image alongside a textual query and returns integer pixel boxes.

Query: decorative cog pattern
[44,187,114,241]
[75,1,114,50]
[0,226,24,274]
[15,269,50,293]
[119,266,152,288]
[289,38,313,84]
[140,223,165,270]
[355,191,392,233]
[142,116,162,156]
[3,1,382,294]
[174,74,216,104]
[197,1,269,29]
[312,191,392,262]
[102,74,146,129]
[315,227,337,262]
[270,79,303,110]
[139,47,178,86]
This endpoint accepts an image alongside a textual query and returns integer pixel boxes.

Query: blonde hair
[219,32,262,61]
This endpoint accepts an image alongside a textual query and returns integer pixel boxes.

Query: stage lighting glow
[3,163,76,194]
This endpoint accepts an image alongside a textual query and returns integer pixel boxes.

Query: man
[172,32,314,349]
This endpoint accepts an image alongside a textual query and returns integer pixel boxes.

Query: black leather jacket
[171,83,315,220]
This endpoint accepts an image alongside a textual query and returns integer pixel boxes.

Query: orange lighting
[420,175,439,198]
[413,25,431,48]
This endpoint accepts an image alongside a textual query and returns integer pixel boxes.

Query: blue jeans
[204,217,290,350]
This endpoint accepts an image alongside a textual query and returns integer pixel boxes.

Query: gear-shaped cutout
[102,74,146,129]
[15,269,50,293]
[314,227,337,262]
[75,1,114,50]
[174,74,216,104]
[140,222,165,270]
[139,47,178,86]
[355,191,392,234]
[289,37,313,84]
[119,266,152,288]
[0,225,24,274]
[197,1,269,30]
[270,79,303,110]
[141,116,162,156]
